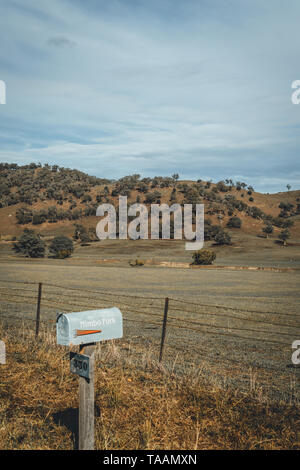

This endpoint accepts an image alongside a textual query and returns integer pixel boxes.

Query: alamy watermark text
[0,80,6,104]
[96,196,204,251]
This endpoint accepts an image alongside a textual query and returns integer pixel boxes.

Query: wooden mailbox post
[56,307,123,450]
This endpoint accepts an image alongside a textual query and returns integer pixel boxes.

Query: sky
[0,0,299,193]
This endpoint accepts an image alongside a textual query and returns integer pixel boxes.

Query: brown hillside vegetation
[0,322,299,450]
[0,163,299,241]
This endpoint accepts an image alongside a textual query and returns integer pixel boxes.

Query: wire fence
[0,278,299,401]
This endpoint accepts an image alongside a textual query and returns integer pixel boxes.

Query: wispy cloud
[47,35,77,48]
[0,0,299,192]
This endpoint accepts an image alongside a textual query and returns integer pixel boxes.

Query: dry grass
[0,322,299,450]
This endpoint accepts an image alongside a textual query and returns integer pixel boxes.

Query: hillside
[0,162,299,243]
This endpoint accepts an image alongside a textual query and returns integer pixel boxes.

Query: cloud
[47,35,77,48]
[0,0,299,193]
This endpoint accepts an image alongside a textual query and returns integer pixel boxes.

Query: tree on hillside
[13,229,45,258]
[227,216,242,228]
[278,229,291,246]
[49,235,74,258]
[216,181,230,192]
[214,229,232,245]
[16,207,33,224]
[262,223,273,238]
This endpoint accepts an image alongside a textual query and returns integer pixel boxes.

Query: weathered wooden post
[56,307,123,450]
[159,297,169,363]
[35,282,42,338]
[78,343,95,450]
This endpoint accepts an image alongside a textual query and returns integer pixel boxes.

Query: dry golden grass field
[0,322,299,450]
[0,231,299,449]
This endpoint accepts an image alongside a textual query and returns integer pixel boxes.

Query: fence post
[159,297,169,363]
[79,343,95,450]
[35,282,42,338]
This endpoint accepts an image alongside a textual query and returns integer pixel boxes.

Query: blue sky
[0,0,299,192]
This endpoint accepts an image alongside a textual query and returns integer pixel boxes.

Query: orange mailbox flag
[76,330,102,337]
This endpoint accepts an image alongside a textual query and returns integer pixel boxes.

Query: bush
[227,216,242,228]
[129,258,145,267]
[144,191,162,204]
[16,207,33,224]
[49,235,74,258]
[204,224,222,241]
[192,249,216,265]
[13,229,45,258]
[214,229,232,245]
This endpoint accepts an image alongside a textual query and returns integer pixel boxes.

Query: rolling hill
[0,162,299,243]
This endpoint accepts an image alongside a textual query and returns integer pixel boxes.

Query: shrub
[227,216,242,228]
[273,217,294,229]
[81,193,92,203]
[247,206,264,219]
[80,232,91,245]
[192,249,216,265]
[16,207,33,224]
[216,181,230,192]
[204,224,222,241]
[32,211,47,225]
[49,235,74,258]
[214,229,232,245]
[129,258,145,267]
[13,229,45,258]
[144,191,162,204]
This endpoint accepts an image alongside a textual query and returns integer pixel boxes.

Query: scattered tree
[278,229,291,246]
[214,229,232,245]
[262,223,273,238]
[13,229,45,258]
[49,235,74,258]
[227,216,242,228]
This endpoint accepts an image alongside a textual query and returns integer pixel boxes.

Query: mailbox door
[56,314,71,346]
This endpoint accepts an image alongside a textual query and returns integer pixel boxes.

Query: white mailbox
[56,307,123,346]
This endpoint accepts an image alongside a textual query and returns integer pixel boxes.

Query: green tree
[214,229,231,245]
[227,216,242,228]
[13,229,45,258]
[16,207,33,224]
[262,223,273,238]
[49,235,74,258]
[278,229,290,246]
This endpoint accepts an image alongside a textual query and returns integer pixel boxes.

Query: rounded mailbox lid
[57,314,70,346]
[56,307,123,346]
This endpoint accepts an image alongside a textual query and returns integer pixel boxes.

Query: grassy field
[0,240,299,405]
[0,322,299,450]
